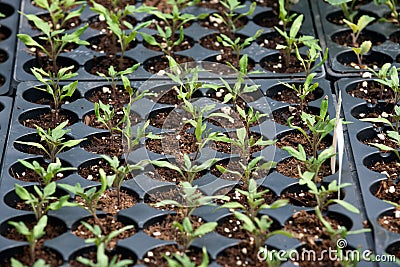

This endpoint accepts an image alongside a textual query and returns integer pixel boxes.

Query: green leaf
[359,40,372,55]
[193,222,217,237]
[332,199,360,214]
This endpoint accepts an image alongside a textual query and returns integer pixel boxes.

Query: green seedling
[15,120,85,163]
[217,30,263,66]
[33,0,85,31]
[278,0,298,31]
[173,217,217,250]
[236,105,268,135]
[351,40,372,67]
[164,246,209,267]
[324,0,357,22]
[295,42,328,77]
[216,155,276,185]
[343,15,375,46]
[219,179,290,254]
[11,258,49,267]
[275,14,319,68]
[374,0,399,23]
[213,0,256,37]
[31,66,79,126]
[151,154,220,184]
[101,155,147,207]
[366,130,400,159]
[218,55,261,108]
[91,1,152,69]
[15,182,72,220]
[18,157,76,185]
[154,181,229,218]
[77,243,133,267]
[8,216,48,265]
[212,127,275,162]
[59,169,108,232]
[287,97,336,160]
[280,72,319,111]
[367,63,398,99]
[94,100,124,145]
[97,64,140,102]
[299,171,359,212]
[18,13,88,73]
[374,65,400,107]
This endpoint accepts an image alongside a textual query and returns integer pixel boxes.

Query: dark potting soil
[143,34,194,52]
[199,14,247,33]
[0,246,63,267]
[281,189,337,208]
[378,212,400,233]
[140,245,204,267]
[20,112,75,129]
[72,215,136,249]
[347,81,393,104]
[145,187,184,211]
[10,163,67,183]
[331,32,383,47]
[88,15,137,31]
[87,34,137,53]
[87,56,137,75]
[147,87,182,105]
[272,106,318,128]
[145,132,197,157]
[85,86,132,106]
[216,241,268,267]
[276,157,333,181]
[284,210,342,241]
[83,111,141,129]
[28,14,81,31]
[260,53,304,73]
[214,185,277,207]
[210,158,268,181]
[268,87,319,104]
[145,165,205,183]
[144,55,194,74]
[361,131,399,149]
[367,160,400,179]
[211,131,266,155]
[215,214,249,239]
[75,188,138,214]
[374,180,400,204]
[82,134,125,157]
[78,159,134,182]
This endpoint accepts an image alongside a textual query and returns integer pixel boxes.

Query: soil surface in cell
[140,245,204,267]
[347,81,393,104]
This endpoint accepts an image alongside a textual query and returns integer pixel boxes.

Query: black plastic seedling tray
[14,0,324,82]
[0,96,13,174]
[311,0,400,79]
[337,78,400,267]
[0,77,376,266]
[0,0,21,95]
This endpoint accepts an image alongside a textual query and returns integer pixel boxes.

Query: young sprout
[213,0,256,38]
[324,0,357,22]
[315,207,371,265]
[59,169,108,232]
[15,182,72,221]
[181,98,232,160]
[299,171,359,212]
[374,0,399,24]
[164,247,209,267]
[213,127,275,162]
[366,130,400,159]
[31,66,79,126]
[275,14,319,69]
[216,30,263,66]
[151,154,220,184]
[15,120,85,163]
[91,1,152,69]
[374,65,400,107]
[217,155,276,186]
[295,42,328,77]
[218,55,261,108]
[141,0,203,57]
[278,0,298,31]
[351,40,372,68]
[97,64,140,102]
[94,101,124,147]
[8,216,48,265]
[101,155,147,208]
[236,106,268,135]
[280,73,319,111]
[219,179,290,254]
[18,157,76,185]
[18,14,88,73]
[287,97,336,160]
[343,15,375,46]
[11,258,49,267]
[33,0,86,31]
[153,181,229,218]
[77,243,133,267]
[79,221,134,251]
[154,182,227,250]
[367,63,396,99]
